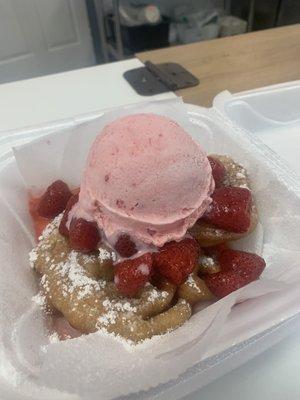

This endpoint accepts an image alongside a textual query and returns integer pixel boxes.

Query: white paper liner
[0,98,299,399]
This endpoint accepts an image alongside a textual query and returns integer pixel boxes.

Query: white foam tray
[0,81,300,399]
[214,80,300,179]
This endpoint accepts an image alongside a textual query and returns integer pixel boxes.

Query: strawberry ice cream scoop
[73,113,214,247]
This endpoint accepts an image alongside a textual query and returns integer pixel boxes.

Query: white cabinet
[0,0,96,83]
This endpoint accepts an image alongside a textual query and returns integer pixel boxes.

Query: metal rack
[92,0,258,63]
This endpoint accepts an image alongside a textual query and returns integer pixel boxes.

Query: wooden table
[137,24,300,107]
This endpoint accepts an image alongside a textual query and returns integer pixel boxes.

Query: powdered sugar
[145,285,169,302]
[41,275,50,293]
[97,299,190,348]
[32,292,46,307]
[31,210,184,345]
[137,263,150,275]
[29,248,38,268]
[95,327,136,349]
[221,156,250,190]
[99,246,116,262]
[98,310,117,326]
[95,324,175,351]
[49,251,106,300]
[200,255,215,267]
[38,214,63,241]
[80,253,98,264]
[186,274,199,291]
[97,299,137,327]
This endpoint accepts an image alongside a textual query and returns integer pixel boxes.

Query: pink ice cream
[73,113,214,247]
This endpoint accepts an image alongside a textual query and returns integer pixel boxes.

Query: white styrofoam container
[153,81,300,400]
[0,81,300,399]
[214,80,300,179]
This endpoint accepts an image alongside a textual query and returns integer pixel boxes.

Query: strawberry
[202,187,252,233]
[205,249,266,298]
[205,270,246,298]
[37,180,72,219]
[208,156,226,188]
[59,193,79,237]
[69,218,101,253]
[153,238,200,285]
[114,253,153,297]
[115,233,137,257]
[219,249,266,284]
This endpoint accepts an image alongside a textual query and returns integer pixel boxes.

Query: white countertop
[0,59,299,400]
[0,58,175,133]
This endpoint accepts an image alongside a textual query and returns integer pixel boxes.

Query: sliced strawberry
[37,180,72,219]
[114,253,153,297]
[28,196,51,240]
[153,238,200,285]
[202,187,252,233]
[219,249,266,284]
[59,193,79,237]
[205,270,246,298]
[69,218,101,253]
[204,249,266,298]
[208,156,226,188]
[114,233,137,257]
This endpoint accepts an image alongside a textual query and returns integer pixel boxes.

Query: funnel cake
[189,155,258,247]
[32,216,191,343]
[29,113,266,343]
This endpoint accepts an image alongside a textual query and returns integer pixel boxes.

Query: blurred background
[0,0,299,84]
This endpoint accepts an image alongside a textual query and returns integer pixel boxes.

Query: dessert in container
[0,92,299,400]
